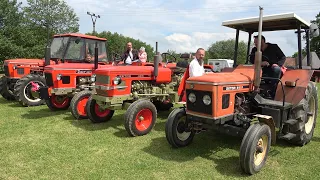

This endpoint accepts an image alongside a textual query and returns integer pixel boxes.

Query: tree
[87,31,155,62]
[207,39,248,64]
[310,12,320,57]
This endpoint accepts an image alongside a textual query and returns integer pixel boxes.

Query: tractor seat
[254,94,292,110]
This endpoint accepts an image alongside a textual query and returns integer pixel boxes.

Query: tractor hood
[4,59,45,66]
[94,65,159,75]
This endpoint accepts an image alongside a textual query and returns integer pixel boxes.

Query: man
[250,35,286,79]
[189,48,206,77]
[121,42,139,65]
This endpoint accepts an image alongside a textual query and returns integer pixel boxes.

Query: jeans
[262,66,282,97]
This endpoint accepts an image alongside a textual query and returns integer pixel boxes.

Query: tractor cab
[49,33,109,65]
[222,12,320,99]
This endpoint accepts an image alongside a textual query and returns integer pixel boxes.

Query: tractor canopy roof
[222,12,311,32]
[53,33,107,41]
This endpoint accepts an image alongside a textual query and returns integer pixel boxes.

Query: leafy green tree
[88,31,155,62]
[207,39,248,64]
[310,12,320,57]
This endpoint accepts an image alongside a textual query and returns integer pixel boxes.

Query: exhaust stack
[153,42,159,79]
[45,45,51,66]
[253,7,264,91]
[94,42,98,69]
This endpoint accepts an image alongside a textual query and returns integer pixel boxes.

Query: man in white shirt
[121,42,139,65]
[189,48,205,77]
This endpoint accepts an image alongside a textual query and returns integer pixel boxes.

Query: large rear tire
[0,76,15,100]
[239,123,271,175]
[13,74,46,106]
[46,94,71,111]
[124,99,157,136]
[286,81,318,146]
[86,96,114,123]
[165,108,195,148]
[70,90,91,119]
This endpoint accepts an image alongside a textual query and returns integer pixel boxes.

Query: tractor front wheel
[46,94,71,111]
[70,90,91,119]
[124,99,157,136]
[14,74,46,106]
[86,96,114,123]
[165,108,195,148]
[0,76,15,100]
[239,123,271,175]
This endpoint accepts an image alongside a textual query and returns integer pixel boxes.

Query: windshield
[63,38,107,62]
[50,37,69,59]
[86,39,108,62]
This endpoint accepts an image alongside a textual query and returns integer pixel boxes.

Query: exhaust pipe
[153,42,159,80]
[45,45,51,66]
[253,7,264,91]
[94,42,98,69]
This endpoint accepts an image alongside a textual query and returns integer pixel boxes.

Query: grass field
[0,92,320,179]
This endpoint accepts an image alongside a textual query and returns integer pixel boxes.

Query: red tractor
[165,9,319,175]
[84,42,214,136]
[37,37,113,117]
[0,33,107,107]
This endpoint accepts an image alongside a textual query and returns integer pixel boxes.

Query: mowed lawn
[1,88,320,179]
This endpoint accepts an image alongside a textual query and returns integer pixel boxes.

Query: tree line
[1,0,319,65]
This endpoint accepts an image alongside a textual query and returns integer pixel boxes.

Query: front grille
[62,76,70,84]
[96,74,110,84]
[4,65,9,76]
[44,73,53,86]
[17,68,24,75]
[186,90,212,115]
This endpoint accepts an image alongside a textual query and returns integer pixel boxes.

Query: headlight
[91,74,96,82]
[188,93,196,103]
[203,95,211,105]
[113,76,121,85]
[56,74,62,80]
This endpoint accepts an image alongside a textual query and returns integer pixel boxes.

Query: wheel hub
[139,116,144,121]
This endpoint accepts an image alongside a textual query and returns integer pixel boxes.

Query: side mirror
[310,23,319,38]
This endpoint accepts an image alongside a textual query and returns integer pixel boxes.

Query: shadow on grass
[311,136,320,143]
[0,97,16,105]
[65,113,129,137]
[21,107,69,119]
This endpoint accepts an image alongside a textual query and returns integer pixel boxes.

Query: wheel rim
[51,95,69,108]
[254,134,268,166]
[23,81,45,102]
[305,96,316,134]
[135,109,153,131]
[94,104,110,117]
[77,96,89,116]
[176,116,191,141]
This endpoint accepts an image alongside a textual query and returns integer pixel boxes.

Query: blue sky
[20,0,320,57]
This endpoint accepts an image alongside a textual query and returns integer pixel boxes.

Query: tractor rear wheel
[286,81,318,146]
[165,108,195,148]
[124,99,157,136]
[86,96,114,123]
[13,74,46,106]
[239,123,271,175]
[0,76,15,100]
[46,94,71,111]
[70,90,91,119]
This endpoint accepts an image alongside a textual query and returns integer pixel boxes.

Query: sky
[20,0,320,57]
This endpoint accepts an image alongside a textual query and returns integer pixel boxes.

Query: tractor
[0,33,108,107]
[37,37,113,116]
[165,8,319,175]
[85,42,214,137]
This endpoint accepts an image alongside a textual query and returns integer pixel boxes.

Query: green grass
[0,93,320,180]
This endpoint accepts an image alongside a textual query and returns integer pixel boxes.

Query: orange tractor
[165,8,319,175]
[85,42,214,136]
[0,33,108,107]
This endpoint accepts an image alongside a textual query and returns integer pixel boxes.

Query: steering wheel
[161,52,177,63]
[246,54,270,65]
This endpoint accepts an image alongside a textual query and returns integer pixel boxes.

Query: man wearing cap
[249,35,286,90]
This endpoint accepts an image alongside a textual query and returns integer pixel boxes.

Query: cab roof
[53,33,107,41]
[222,12,311,32]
